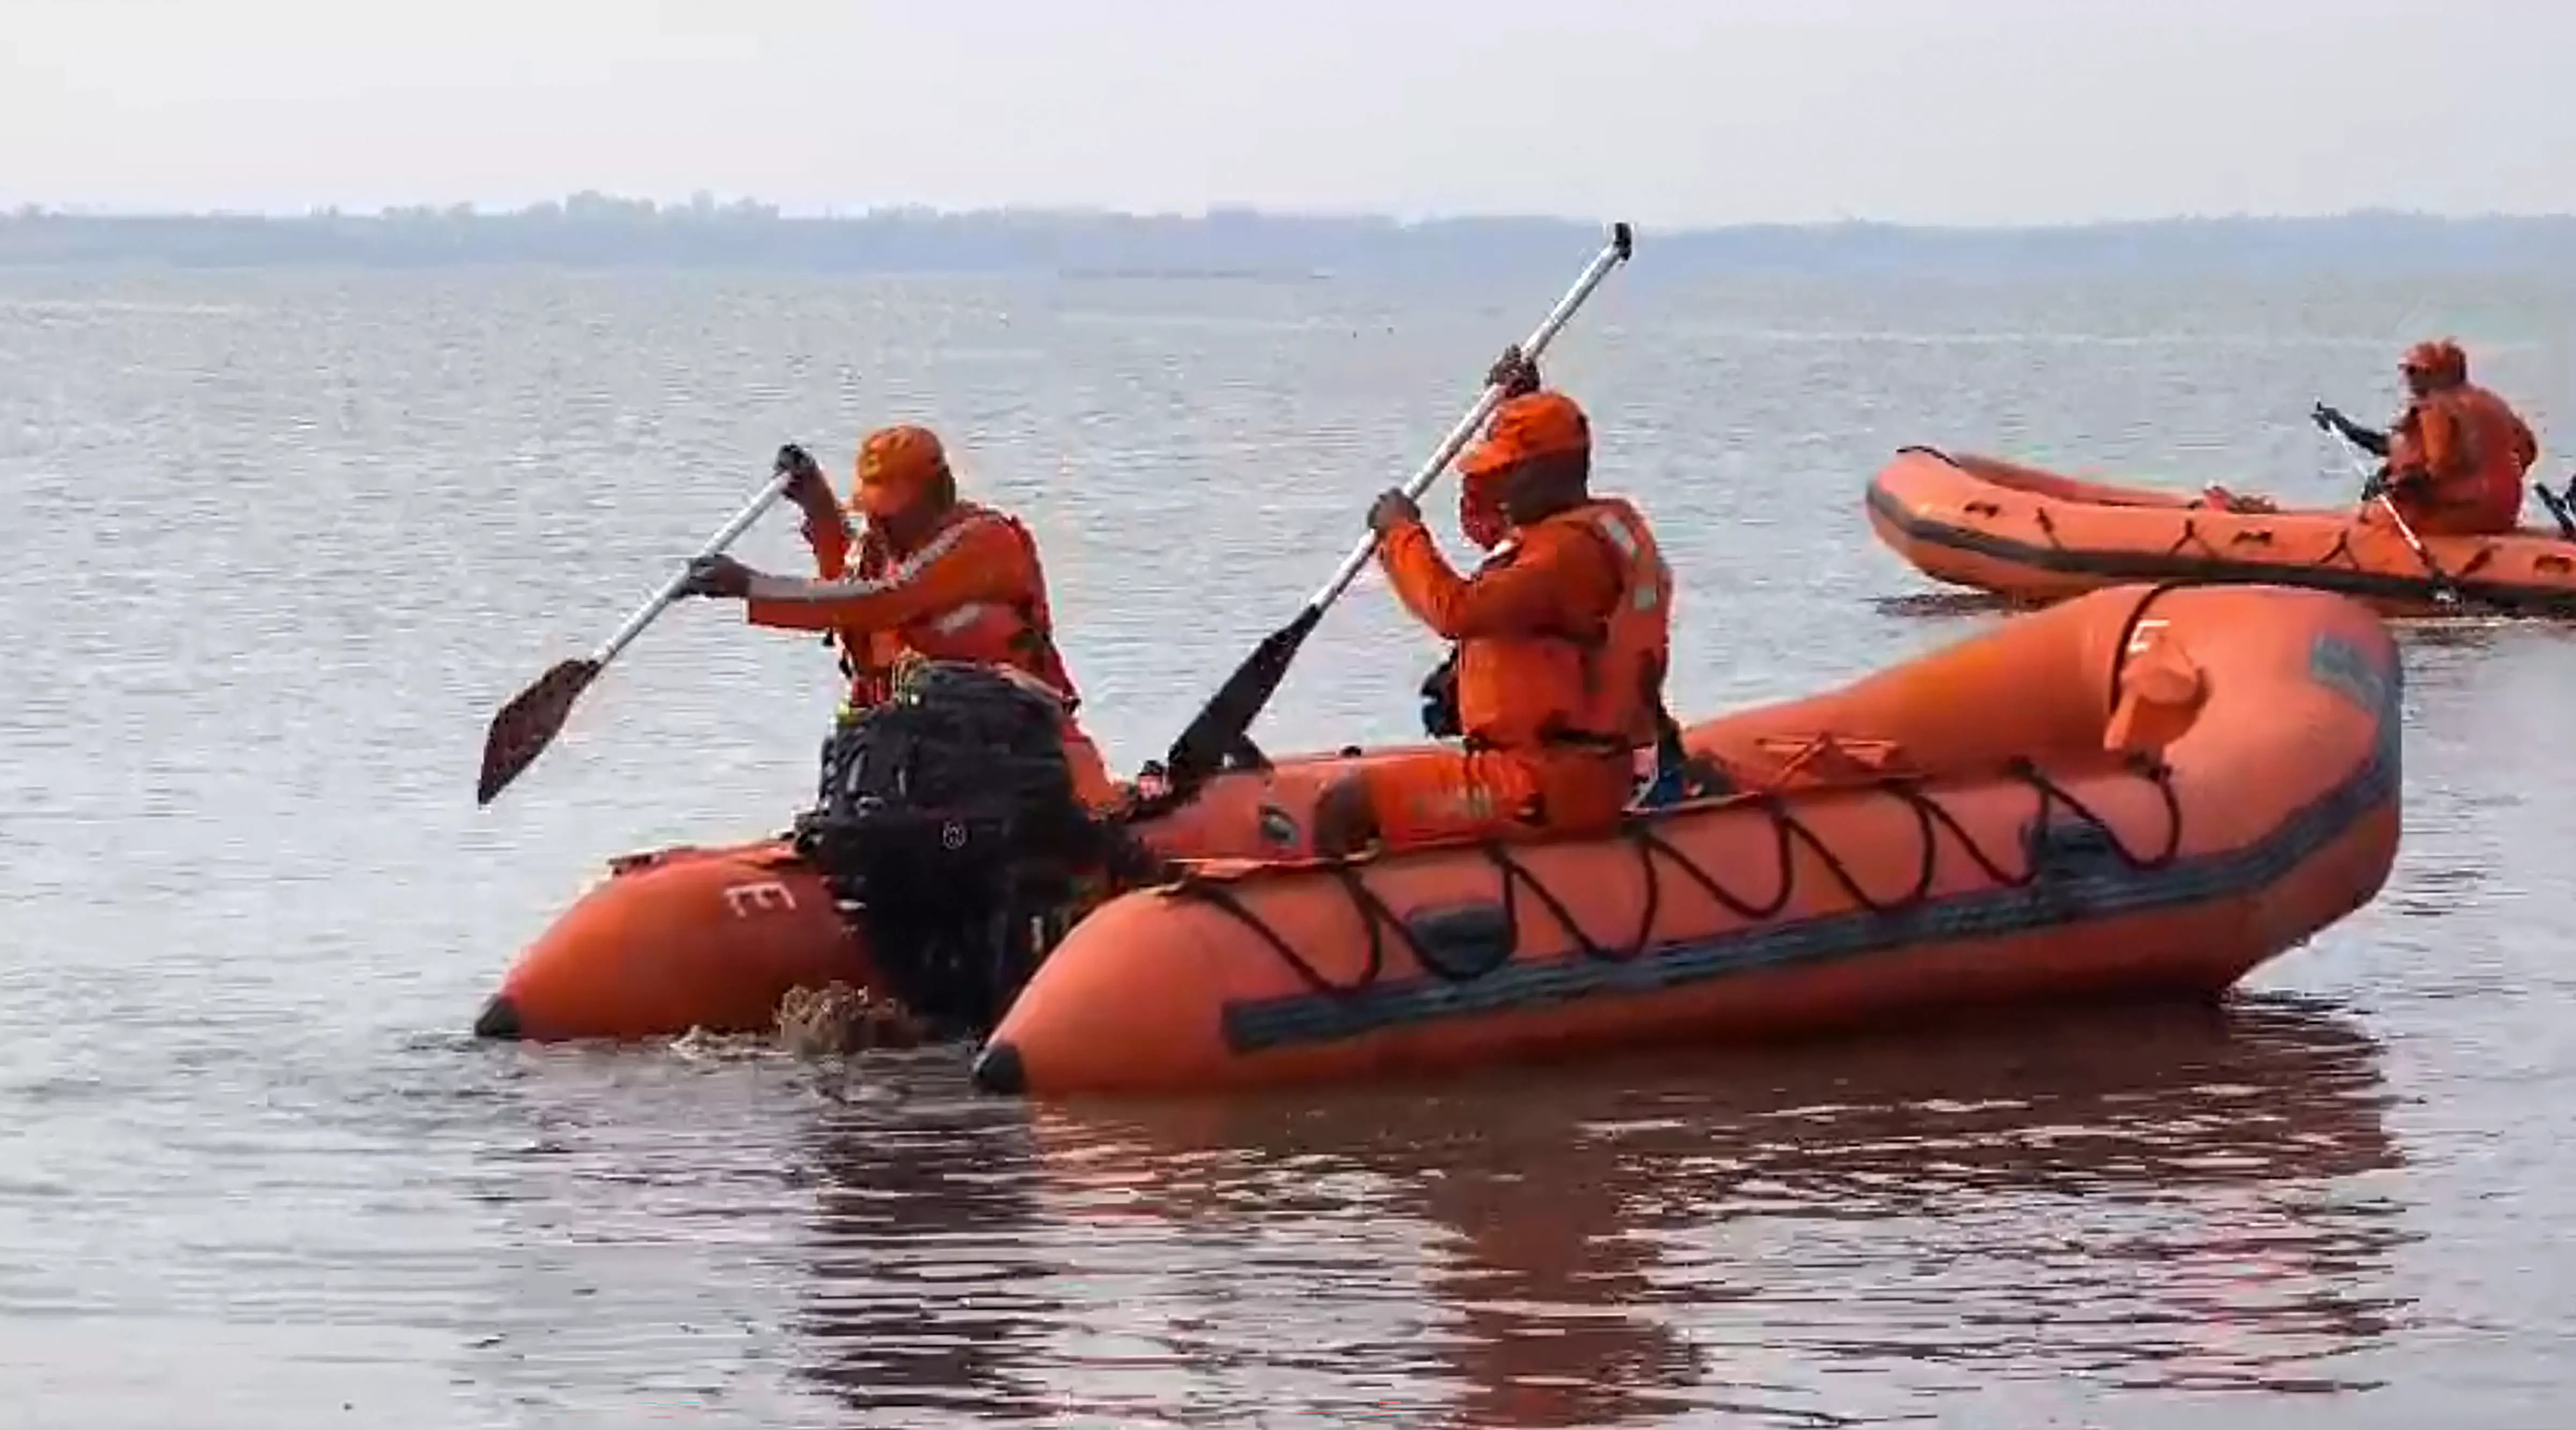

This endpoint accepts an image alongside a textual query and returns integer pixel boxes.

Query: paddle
[1157,221,1637,796]
[2318,427,2462,607]
[2534,475,2576,541]
[475,469,796,805]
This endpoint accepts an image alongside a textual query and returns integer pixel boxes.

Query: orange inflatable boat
[970,581,2401,1098]
[474,743,1450,1042]
[1868,446,2576,615]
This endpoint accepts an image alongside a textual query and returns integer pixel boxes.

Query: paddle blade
[477,658,603,805]
[1162,607,1322,792]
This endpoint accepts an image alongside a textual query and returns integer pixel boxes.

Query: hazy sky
[5,0,2567,227]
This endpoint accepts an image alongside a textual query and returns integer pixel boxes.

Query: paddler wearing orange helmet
[1312,346,1689,857]
[2313,338,2538,536]
[678,426,1117,807]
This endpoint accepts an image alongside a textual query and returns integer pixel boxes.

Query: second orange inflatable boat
[1868,445,2576,614]
[475,745,1439,1042]
[971,581,2401,1098]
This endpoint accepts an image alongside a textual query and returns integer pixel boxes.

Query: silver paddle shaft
[1302,223,1636,614]
[591,470,796,666]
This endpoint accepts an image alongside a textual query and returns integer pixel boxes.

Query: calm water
[4,264,2576,1427]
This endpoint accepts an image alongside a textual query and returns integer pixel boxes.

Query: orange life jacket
[837,502,1081,713]
[2387,394,2469,507]
[2453,382,2538,529]
[2389,386,2533,533]
[1453,496,1672,751]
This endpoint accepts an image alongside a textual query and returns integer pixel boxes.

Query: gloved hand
[1487,344,1541,398]
[775,442,832,511]
[678,553,755,599]
[2362,466,2429,503]
[1367,488,1421,537]
[1417,653,1461,740]
[2310,402,2345,434]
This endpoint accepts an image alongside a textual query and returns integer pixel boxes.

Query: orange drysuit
[1354,396,1674,850]
[748,426,1117,807]
[2382,341,2538,536]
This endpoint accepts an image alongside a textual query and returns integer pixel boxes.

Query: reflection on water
[963,996,2413,1427]
[794,1069,1062,1424]
[105,994,2418,1428]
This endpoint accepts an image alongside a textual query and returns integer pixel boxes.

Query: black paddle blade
[477,658,602,805]
[2535,479,2576,541]
[1162,607,1323,793]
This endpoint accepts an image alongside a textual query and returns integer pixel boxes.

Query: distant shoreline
[4,194,2571,276]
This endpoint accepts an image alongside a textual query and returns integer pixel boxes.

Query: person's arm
[2314,403,2389,457]
[773,445,854,578]
[800,501,854,579]
[1375,517,1618,641]
[742,516,1028,633]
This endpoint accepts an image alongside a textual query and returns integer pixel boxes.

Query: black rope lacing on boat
[1162,753,2185,1002]
[2222,515,2509,592]
[2306,529,2365,572]
[2165,517,2219,558]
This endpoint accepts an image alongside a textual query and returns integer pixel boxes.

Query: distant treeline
[2,192,2571,277]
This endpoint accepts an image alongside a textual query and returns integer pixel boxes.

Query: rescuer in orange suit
[2314,339,2538,536]
[1426,364,1721,811]
[678,426,1118,808]
[1312,351,1678,857]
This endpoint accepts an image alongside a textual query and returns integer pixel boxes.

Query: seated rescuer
[2314,339,2538,536]
[1421,349,1726,808]
[1311,360,1678,858]
[678,427,1118,808]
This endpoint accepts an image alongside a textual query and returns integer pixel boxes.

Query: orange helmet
[2433,339,2468,384]
[1457,391,1591,483]
[2401,339,2468,387]
[853,424,952,519]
